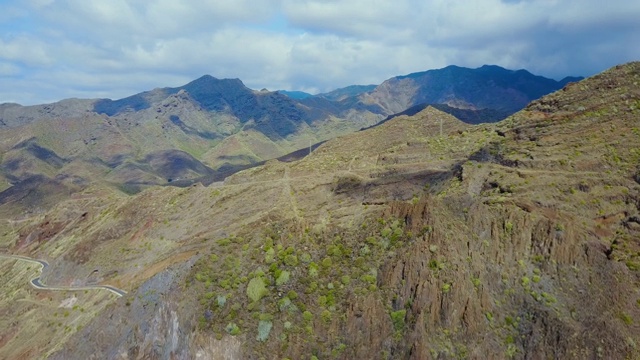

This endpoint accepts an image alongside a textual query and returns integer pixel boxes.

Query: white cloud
[0,0,638,105]
[0,36,54,67]
[0,61,21,76]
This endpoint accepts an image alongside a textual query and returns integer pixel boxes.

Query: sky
[1,0,639,105]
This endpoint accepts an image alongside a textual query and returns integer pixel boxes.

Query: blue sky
[1,0,639,105]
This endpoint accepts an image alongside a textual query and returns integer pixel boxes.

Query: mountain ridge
[0,64,582,205]
[360,64,582,116]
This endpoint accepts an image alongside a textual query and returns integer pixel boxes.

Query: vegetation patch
[187,215,414,357]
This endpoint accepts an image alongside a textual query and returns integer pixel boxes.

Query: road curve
[0,254,127,297]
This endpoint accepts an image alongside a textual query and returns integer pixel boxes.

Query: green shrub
[442,283,451,293]
[300,252,312,263]
[620,313,633,325]
[256,320,273,342]
[341,275,351,285]
[361,274,376,284]
[327,245,342,257]
[428,259,439,270]
[308,262,319,277]
[278,297,292,311]
[626,261,640,271]
[390,227,403,243]
[225,322,240,335]
[284,254,299,267]
[303,310,313,322]
[246,277,268,302]
[219,279,231,289]
[485,312,493,322]
[390,309,406,332]
[505,222,513,234]
[321,309,332,323]
[305,281,318,294]
[264,248,276,264]
[276,270,291,286]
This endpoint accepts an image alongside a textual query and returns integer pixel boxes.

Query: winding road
[0,254,127,297]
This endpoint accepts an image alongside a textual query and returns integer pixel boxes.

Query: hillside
[0,62,637,359]
[317,85,377,101]
[0,78,383,203]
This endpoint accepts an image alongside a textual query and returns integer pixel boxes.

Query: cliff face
[372,62,640,358]
[2,63,638,359]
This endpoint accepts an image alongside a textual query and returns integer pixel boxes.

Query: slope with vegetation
[0,62,635,359]
[25,62,638,359]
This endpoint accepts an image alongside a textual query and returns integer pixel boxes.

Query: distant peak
[478,64,504,70]
[559,76,584,85]
[190,75,220,84]
[195,74,217,81]
[442,64,464,70]
[476,64,512,73]
[183,75,246,91]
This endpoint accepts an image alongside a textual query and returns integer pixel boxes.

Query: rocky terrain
[0,62,637,359]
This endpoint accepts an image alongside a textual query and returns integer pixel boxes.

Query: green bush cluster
[390,309,407,332]
[188,216,414,354]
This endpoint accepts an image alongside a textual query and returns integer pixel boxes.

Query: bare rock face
[381,192,638,358]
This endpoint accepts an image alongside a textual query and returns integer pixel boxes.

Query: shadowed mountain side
[11,138,68,168]
[94,76,317,140]
[317,84,377,101]
[0,175,82,217]
[380,102,512,125]
[359,64,583,116]
[0,99,97,129]
[277,90,313,100]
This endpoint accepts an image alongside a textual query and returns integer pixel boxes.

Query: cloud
[0,0,638,105]
[0,35,54,67]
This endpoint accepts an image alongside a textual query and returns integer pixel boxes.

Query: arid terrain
[0,62,639,359]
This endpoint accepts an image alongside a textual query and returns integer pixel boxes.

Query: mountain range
[0,65,580,209]
[0,61,638,359]
[11,62,636,360]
